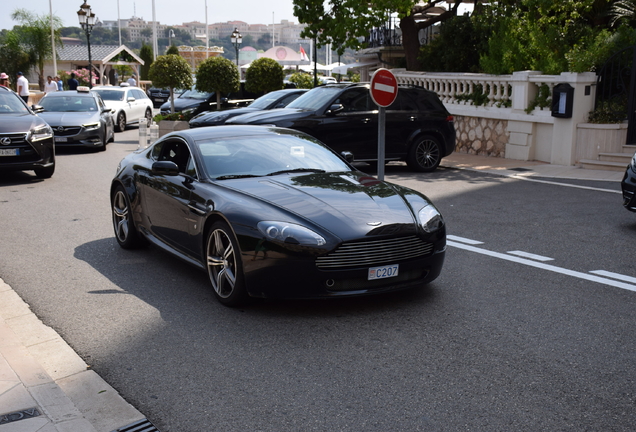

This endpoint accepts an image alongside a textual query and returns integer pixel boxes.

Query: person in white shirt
[44,76,57,94]
[17,72,29,103]
[127,74,137,86]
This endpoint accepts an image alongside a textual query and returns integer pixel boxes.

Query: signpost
[370,68,398,181]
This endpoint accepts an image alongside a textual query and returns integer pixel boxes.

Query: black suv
[147,86,185,107]
[226,83,455,172]
[0,86,55,178]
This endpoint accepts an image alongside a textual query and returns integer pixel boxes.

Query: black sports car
[189,88,308,128]
[111,126,446,306]
[0,86,55,178]
[621,150,636,211]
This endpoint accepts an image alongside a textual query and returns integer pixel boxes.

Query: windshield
[196,131,350,179]
[249,90,288,110]
[39,95,98,112]
[286,87,342,110]
[92,89,124,101]
[180,87,212,100]
[0,92,29,114]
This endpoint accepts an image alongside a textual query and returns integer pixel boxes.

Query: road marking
[508,175,621,194]
[507,250,554,262]
[589,270,636,284]
[447,235,484,245]
[447,240,636,292]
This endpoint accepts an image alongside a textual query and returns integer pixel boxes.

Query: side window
[158,140,192,174]
[279,93,302,107]
[150,141,164,160]
[395,89,419,111]
[133,89,147,100]
[336,88,372,112]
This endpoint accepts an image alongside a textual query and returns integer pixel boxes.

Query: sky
[2,0,298,31]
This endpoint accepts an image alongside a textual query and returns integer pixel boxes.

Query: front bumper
[50,125,103,148]
[621,164,636,212]
[0,133,54,172]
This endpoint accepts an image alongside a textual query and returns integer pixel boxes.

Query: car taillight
[446,115,454,122]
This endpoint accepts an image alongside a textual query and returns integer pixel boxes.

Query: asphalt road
[1,127,636,431]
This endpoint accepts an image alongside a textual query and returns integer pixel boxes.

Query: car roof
[177,125,292,142]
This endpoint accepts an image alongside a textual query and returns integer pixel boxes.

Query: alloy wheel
[207,228,237,299]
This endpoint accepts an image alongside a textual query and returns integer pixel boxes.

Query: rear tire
[116,112,126,132]
[406,135,442,172]
[206,221,248,307]
[112,185,142,249]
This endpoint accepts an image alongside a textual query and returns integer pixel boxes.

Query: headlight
[29,124,53,141]
[418,204,444,233]
[182,108,196,114]
[82,122,100,131]
[214,113,230,122]
[258,221,326,246]
[631,153,636,173]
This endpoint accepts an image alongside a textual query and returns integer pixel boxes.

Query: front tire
[34,163,55,179]
[406,135,442,172]
[112,185,142,249]
[116,112,126,132]
[206,221,248,307]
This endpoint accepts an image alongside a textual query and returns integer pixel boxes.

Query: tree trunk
[400,15,421,72]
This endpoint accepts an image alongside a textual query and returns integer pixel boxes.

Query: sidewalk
[0,153,626,432]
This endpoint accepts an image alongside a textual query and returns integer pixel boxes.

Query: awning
[331,61,378,75]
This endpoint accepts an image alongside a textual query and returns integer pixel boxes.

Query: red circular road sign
[370,68,398,107]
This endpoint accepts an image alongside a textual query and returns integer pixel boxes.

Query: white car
[92,86,154,132]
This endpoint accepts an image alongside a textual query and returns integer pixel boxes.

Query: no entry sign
[370,68,398,107]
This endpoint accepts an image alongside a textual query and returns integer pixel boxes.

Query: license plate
[0,148,18,156]
[55,137,67,142]
[155,98,164,102]
[368,264,399,280]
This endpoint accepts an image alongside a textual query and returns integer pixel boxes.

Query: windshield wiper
[266,168,326,176]
[214,174,262,180]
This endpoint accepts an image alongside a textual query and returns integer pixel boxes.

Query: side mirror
[327,104,344,115]
[127,97,135,102]
[340,151,354,163]
[32,105,44,113]
[151,161,179,176]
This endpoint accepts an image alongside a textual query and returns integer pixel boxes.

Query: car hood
[160,96,203,111]
[226,108,307,125]
[38,112,100,126]
[219,171,425,240]
[190,107,259,126]
[0,113,47,132]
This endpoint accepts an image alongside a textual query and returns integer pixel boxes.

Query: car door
[384,88,420,159]
[133,89,150,119]
[140,138,196,256]
[310,87,378,160]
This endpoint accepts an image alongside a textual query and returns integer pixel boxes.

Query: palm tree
[610,0,636,26]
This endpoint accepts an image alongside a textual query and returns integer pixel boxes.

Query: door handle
[188,201,207,215]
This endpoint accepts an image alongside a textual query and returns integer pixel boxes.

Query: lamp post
[77,0,96,88]
[230,28,242,67]
[168,29,175,50]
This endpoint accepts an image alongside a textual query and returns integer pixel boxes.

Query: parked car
[110,125,446,306]
[227,83,456,172]
[146,86,185,107]
[92,85,154,132]
[621,151,636,211]
[37,87,115,151]
[159,82,261,116]
[189,88,308,128]
[0,86,55,178]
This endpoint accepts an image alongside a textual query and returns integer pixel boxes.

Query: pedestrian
[127,74,137,87]
[17,72,29,103]
[0,73,9,88]
[67,72,79,90]
[54,76,63,91]
[44,75,57,94]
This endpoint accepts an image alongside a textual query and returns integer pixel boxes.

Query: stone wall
[454,115,509,157]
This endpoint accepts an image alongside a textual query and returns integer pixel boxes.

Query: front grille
[0,133,28,145]
[316,236,433,270]
[53,126,81,136]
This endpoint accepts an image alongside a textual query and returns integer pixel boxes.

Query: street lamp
[230,28,242,67]
[77,0,96,88]
[168,29,175,50]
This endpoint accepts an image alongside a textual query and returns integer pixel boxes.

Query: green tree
[245,57,284,94]
[289,72,314,89]
[139,42,153,80]
[0,31,32,92]
[11,9,64,90]
[195,56,240,110]
[293,0,464,71]
[166,45,179,55]
[148,54,193,113]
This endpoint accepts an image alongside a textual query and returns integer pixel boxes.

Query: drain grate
[508,167,532,172]
[0,408,41,425]
[111,418,160,432]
